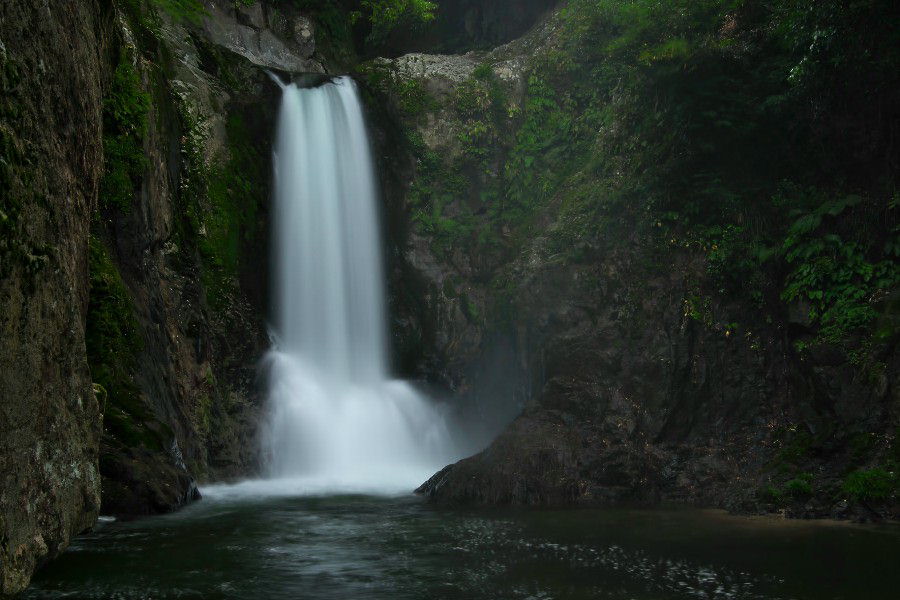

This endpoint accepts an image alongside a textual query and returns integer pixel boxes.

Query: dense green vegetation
[384,0,899,362]
[76,0,899,515]
[365,0,899,512]
[199,114,267,311]
[356,0,436,43]
[843,468,897,503]
[101,53,150,212]
[568,0,897,352]
[86,235,169,452]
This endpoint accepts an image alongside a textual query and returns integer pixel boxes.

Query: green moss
[119,0,206,23]
[86,235,167,452]
[151,0,207,23]
[404,140,474,257]
[461,294,480,322]
[200,114,266,311]
[169,89,267,314]
[359,64,438,119]
[785,473,813,500]
[395,79,438,116]
[452,66,508,168]
[101,53,150,212]
[357,0,437,46]
[370,0,898,358]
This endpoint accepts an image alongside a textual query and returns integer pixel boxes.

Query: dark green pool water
[23,488,900,599]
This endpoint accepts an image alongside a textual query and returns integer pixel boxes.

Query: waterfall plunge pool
[23,492,900,599]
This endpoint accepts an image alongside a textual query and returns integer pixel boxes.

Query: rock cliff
[0,2,105,595]
[0,0,342,594]
[366,1,899,518]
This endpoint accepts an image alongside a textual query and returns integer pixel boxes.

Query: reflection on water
[24,492,900,600]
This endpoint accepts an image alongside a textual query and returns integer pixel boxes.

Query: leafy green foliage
[100,54,151,212]
[86,236,142,385]
[372,0,898,354]
[503,0,898,354]
[297,0,435,55]
[114,0,207,40]
[843,468,897,502]
[759,473,814,505]
[406,135,475,256]
[358,0,437,44]
[784,473,813,499]
[169,91,267,312]
[504,75,574,226]
[368,61,510,258]
[360,61,441,125]
[781,194,899,350]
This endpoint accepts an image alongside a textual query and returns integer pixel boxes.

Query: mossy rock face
[843,468,898,503]
[86,234,189,513]
[4,0,358,593]
[1,1,107,595]
[85,235,144,423]
[372,0,900,517]
[82,0,305,499]
[100,52,151,212]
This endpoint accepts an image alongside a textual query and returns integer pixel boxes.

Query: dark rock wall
[0,1,105,595]
[92,13,279,516]
[418,242,897,515]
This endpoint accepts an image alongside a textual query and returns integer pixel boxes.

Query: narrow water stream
[24,492,899,599]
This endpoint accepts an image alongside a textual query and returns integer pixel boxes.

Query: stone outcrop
[202,0,323,72]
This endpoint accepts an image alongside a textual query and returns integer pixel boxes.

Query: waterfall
[262,76,457,494]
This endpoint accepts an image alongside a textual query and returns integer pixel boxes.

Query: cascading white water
[262,76,457,494]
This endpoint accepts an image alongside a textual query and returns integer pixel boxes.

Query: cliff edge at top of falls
[366,0,900,519]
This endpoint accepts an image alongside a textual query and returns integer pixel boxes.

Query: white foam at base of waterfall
[250,76,459,496]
